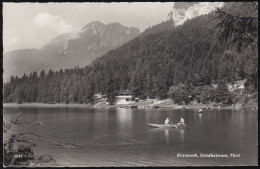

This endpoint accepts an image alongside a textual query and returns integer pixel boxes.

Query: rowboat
[147,123,186,129]
[176,123,186,129]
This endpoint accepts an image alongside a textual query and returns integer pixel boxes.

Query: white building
[114,90,135,105]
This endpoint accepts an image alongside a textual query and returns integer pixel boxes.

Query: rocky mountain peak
[82,21,106,30]
[62,21,140,67]
[171,2,224,26]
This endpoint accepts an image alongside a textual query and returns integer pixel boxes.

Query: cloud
[33,12,72,34]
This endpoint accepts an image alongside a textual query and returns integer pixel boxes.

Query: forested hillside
[3,2,257,106]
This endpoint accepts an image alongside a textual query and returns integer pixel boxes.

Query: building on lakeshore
[114,90,134,105]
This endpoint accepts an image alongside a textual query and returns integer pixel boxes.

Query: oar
[171,124,178,128]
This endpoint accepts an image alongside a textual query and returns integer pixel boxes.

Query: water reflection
[199,113,202,125]
[179,129,184,145]
[116,108,132,124]
[164,129,169,145]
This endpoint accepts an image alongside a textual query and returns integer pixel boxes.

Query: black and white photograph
[2,1,258,167]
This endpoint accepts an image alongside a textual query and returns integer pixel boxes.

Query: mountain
[3,21,140,82]
[171,2,224,26]
[58,21,140,68]
[41,31,79,50]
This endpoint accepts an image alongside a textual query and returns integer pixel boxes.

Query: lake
[3,106,258,166]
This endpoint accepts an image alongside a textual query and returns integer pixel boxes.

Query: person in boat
[165,117,173,125]
[177,118,185,126]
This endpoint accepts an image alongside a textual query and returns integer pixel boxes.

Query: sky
[3,2,174,52]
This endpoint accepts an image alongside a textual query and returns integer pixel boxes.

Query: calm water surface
[3,107,258,166]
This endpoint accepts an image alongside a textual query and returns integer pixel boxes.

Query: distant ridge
[3,21,140,82]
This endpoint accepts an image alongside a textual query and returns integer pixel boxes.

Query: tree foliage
[215,2,258,91]
[215,4,258,53]
[168,83,191,105]
[3,114,58,167]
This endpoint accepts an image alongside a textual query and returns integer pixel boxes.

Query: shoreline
[3,103,93,108]
[3,100,256,110]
